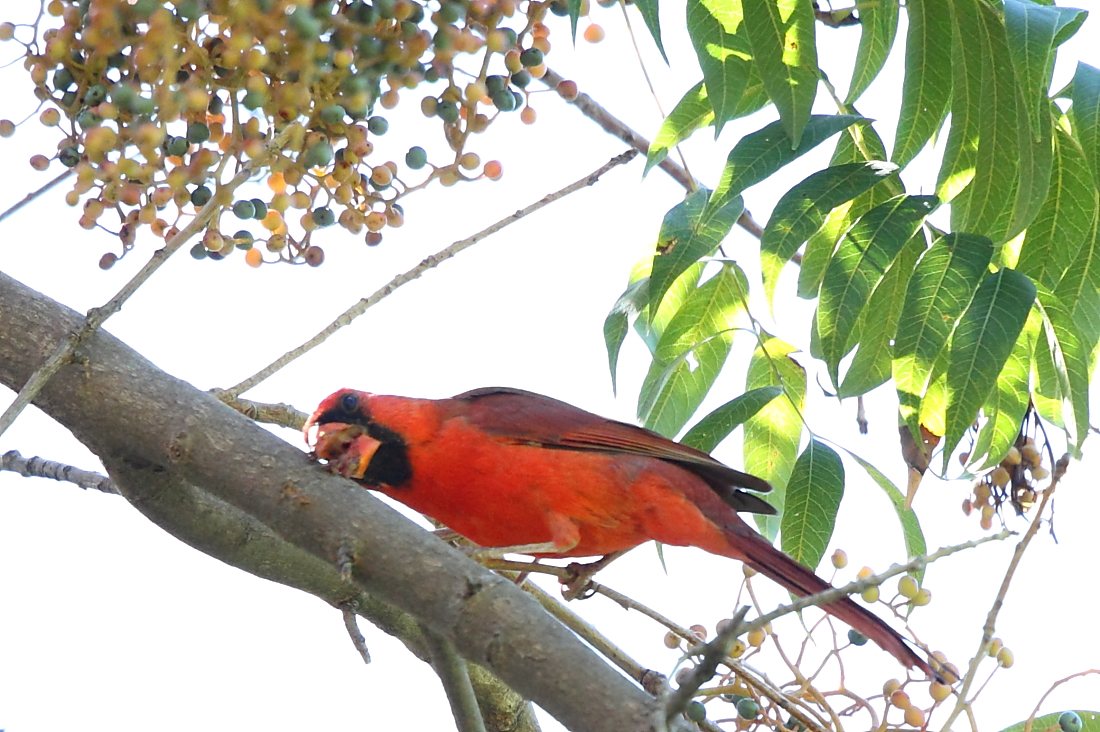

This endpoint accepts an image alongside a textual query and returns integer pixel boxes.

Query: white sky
[1,1,1099,731]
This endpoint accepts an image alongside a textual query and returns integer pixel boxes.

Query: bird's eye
[340,392,359,413]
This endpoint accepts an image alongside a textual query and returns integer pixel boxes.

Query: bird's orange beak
[305,419,382,481]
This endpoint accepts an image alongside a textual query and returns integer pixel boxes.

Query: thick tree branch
[0,271,658,732]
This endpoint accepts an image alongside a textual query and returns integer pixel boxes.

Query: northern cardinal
[305,386,931,675]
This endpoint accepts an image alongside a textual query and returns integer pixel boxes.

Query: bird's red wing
[451,387,776,515]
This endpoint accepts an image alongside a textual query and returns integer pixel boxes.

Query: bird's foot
[560,550,626,601]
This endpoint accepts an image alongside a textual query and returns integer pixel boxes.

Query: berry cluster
[962,420,1053,530]
[0,0,603,267]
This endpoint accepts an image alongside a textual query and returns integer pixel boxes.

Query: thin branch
[340,602,372,664]
[219,396,308,430]
[421,624,489,732]
[0,127,291,440]
[1024,669,1100,732]
[219,149,639,399]
[665,607,750,723]
[538,67,764,239]
[939,456,1071,732]
[0,449,117,493]
[0,167,75,226]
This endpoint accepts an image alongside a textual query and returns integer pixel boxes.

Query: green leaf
[845,0,898,104]
[744,336,806,541]
[709,114,863,218]
[781,439,843,570]
[891,0,953,168]
[976,307,1041,470]
[817,196,939,383]
[603,278,648,394]
[638,265,749,437]
[1004,0,1087,140]
[743,0,818,148]
[845,451,927,581]
[635,261,705,354]
[1072,62,1100,188]
[1035,285,1091,454]
[839,231,926,398]
[567,0,581,41]
[1055,211,1100,364]
[798,118,897,299]
[648,188,744,318]
[681,385,783,453]
[1007,91,1054,241]
[633,0,668,64]
[942,269,1037,465]
[761,161,898,307]
[646,82,713,175]
[686,0,752,136]
[1000,712,1100,732]
[1017,126,1098,288]
[894,233,995,437]
[937,0,984,204]
[951,2,1023,242]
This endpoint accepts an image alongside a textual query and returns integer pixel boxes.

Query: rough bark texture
[0,271,660,732]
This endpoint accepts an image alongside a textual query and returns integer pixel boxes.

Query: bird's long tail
[735,529,932,676]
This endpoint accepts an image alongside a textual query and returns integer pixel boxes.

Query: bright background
[1,1,1098,730]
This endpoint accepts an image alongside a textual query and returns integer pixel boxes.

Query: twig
[219,396,309,430]
[665,607,750,723]
[421,624,489,732]
[538,67,764,239]
[1023,669,1100,732]
[219,149,638,398]
[0,167,75,226]
[0,449,117,493]
[340,602,372,664]
[0,128,291,440]
[938,456,1070,732]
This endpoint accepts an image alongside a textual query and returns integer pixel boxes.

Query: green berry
[321,104,346,125]
[166,136,189,157]
[58,146,80,168]
[176,0,201,20]
[249,198,268,220]
[405,146,427,169]
[53,67,75,91]
[190,185,212,207]
[208,93,224,115]
[357,36,384,56]
[400,20,419,37]
[549,0,569,15]
[491,91,516,112]
[736,699,759,720]
[438,1,464,22]
[302,140,334,167]
[374,0,395,18]
[1059,713,1083,732]
[436,100,459,123]
[232,200,256,219]
[84,84,107,106]
[511,70,531,88]
[847,629,868,646]
[233,230,255,249]
[367,116,389,135]
[288,6,322,37]
[76,110,101,128]
[186,121,210,143]
[685,701,705,723]
[312,207,335,227]
[242,90,266,110]
[486,75,507,94]
[519,48,544,67]
[190,241,208,259]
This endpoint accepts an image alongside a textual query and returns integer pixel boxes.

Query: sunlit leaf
[891,0,952,168]
[743,0,818,147]
[687,0,752,136]
[782,439,843,570]
[682,385,783,453]
[846,0,899,105]
[845,451,928,581]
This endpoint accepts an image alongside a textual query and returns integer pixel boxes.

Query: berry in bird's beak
[308,421,382,481]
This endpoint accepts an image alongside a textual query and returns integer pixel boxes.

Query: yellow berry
[929,682,951,703]
[1003,446,1022,466]
[365,211,387,232]
[991,466,1010,487]
[911,589,932,606]
[1031,465,1049,480]
[729,639,746,658]
[996,647,1014,668]
[904,706,925,727]
[883,678,902,696]
[1021,444,1041,467]
[459,152,480,170]
[747,628,766,647]
[856,566,873,580]
[898,576,919,600]
[861,586,880,603]
[889,690,911,709]
[987,638,1003,657]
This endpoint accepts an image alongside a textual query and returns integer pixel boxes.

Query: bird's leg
[462,541,564,560]
[431,527,464,543]
[561,550,628,601]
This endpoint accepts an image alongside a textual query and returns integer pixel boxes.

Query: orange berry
[520,106,537,124]
[244,248,263,267]
[557,79,579,101]
[889,690,911,709]
[483,160,503,180]
[583,23,606,43]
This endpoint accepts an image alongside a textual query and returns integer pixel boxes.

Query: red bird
[305,386,931,675]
